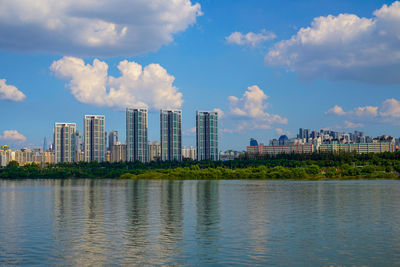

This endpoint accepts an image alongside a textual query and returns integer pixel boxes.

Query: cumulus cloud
[266,1,400,84]
[380,98,400,118]
[326,105,378,117]
[229,85,287,124]
[327,98,400,126]
[326,105,346,116]
[344,121,364,129]
[0,0,202,56]
[0,79,25,101]
[213,108,224,118]
[50,57,183,110]
[0,130,26,143]
[222,85,287,133]
[226,29,276,47]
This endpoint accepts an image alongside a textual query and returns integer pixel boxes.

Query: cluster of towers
[54,109,218,163]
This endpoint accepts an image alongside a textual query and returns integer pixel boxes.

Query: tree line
[1,151,400,179]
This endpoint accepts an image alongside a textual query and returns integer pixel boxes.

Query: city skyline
[0,0,400,151]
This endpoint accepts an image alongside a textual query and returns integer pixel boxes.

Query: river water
[1,179,400,266]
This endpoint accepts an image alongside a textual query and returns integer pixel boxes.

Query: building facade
[247,143,315,157]
[54,122,76,163]
[182,146,196,160]
[108,130,118,151]
[196,111,218,161]
[160,109,182,161]
[111,142,127,162]
[148,141,161,161]
[84,115,105,162]
[126,108,148,163]
[319,142,395,154]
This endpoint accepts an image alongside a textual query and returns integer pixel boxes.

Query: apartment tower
[126,108,148,162]
[196,111,218,161]
[84,115,105,162]
[160,109,182,161]
[54,122,76,163]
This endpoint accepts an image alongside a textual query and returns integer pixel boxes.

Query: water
[1,179,400,266]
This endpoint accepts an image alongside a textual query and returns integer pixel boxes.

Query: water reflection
[195,180,220,263]
[1,179,400,266]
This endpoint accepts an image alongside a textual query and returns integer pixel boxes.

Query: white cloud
[0,130,26,143]
[0,0,202,56]
[226,29,276,47]
[183,127,196,136]
[353,106,378,117]
[0,79,25,101]
[326,105,346,115]
[50,57,183,110]
[222,85,287,133]
[266,1,400,84]
[229,85,287,124]
[344,120,364,129]
[326,105,378,117]
[380,98,400,118]
[213,108,224,118]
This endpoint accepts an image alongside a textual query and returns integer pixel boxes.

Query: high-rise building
[74,130,84,162]
[84,115,105,162]
[250,138,258,146]
[160,109,182,161]
[43,137,48,152]
[108,130,118,151]
[54,122,76,163]
[126,108,148,162]
[196,110,218,161]
[111,142,127,162]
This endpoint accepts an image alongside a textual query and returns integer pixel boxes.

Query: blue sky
[0,0,399,151]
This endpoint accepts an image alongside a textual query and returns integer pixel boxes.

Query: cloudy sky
[0,0,399,150]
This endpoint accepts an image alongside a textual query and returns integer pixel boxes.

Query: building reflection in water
[122,180,150,264]
[195,180,220,262]
[158,180,184,264]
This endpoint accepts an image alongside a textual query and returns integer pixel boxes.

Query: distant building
[182,146,196,160]
[160,109,182,161]
[111,142,127,162]
[84,115,105,162]
[250,138,258,146]
[54,122,76,163]
[319,142,395,154]
[43,137,48,152]
[196,110,218,161]
[126,108,148,163]
[148,141,161,161]
[108,130,118,151]
[247,143,314,157]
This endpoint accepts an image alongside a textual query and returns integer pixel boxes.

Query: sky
[0,0,399,151]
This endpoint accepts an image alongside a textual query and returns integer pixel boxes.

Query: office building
[160,109,182,161]
[84,115,105,162]
[196,110,218,161]
[108,130,118,151]
[126,108,148,162]
[54,122,76,163]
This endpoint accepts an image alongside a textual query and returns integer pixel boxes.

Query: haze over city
[0,0,399,151]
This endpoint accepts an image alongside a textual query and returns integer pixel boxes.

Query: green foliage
[0,151,399,179]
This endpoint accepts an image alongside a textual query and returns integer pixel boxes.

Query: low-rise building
[247,143,315,157]
[319,142,395,153]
